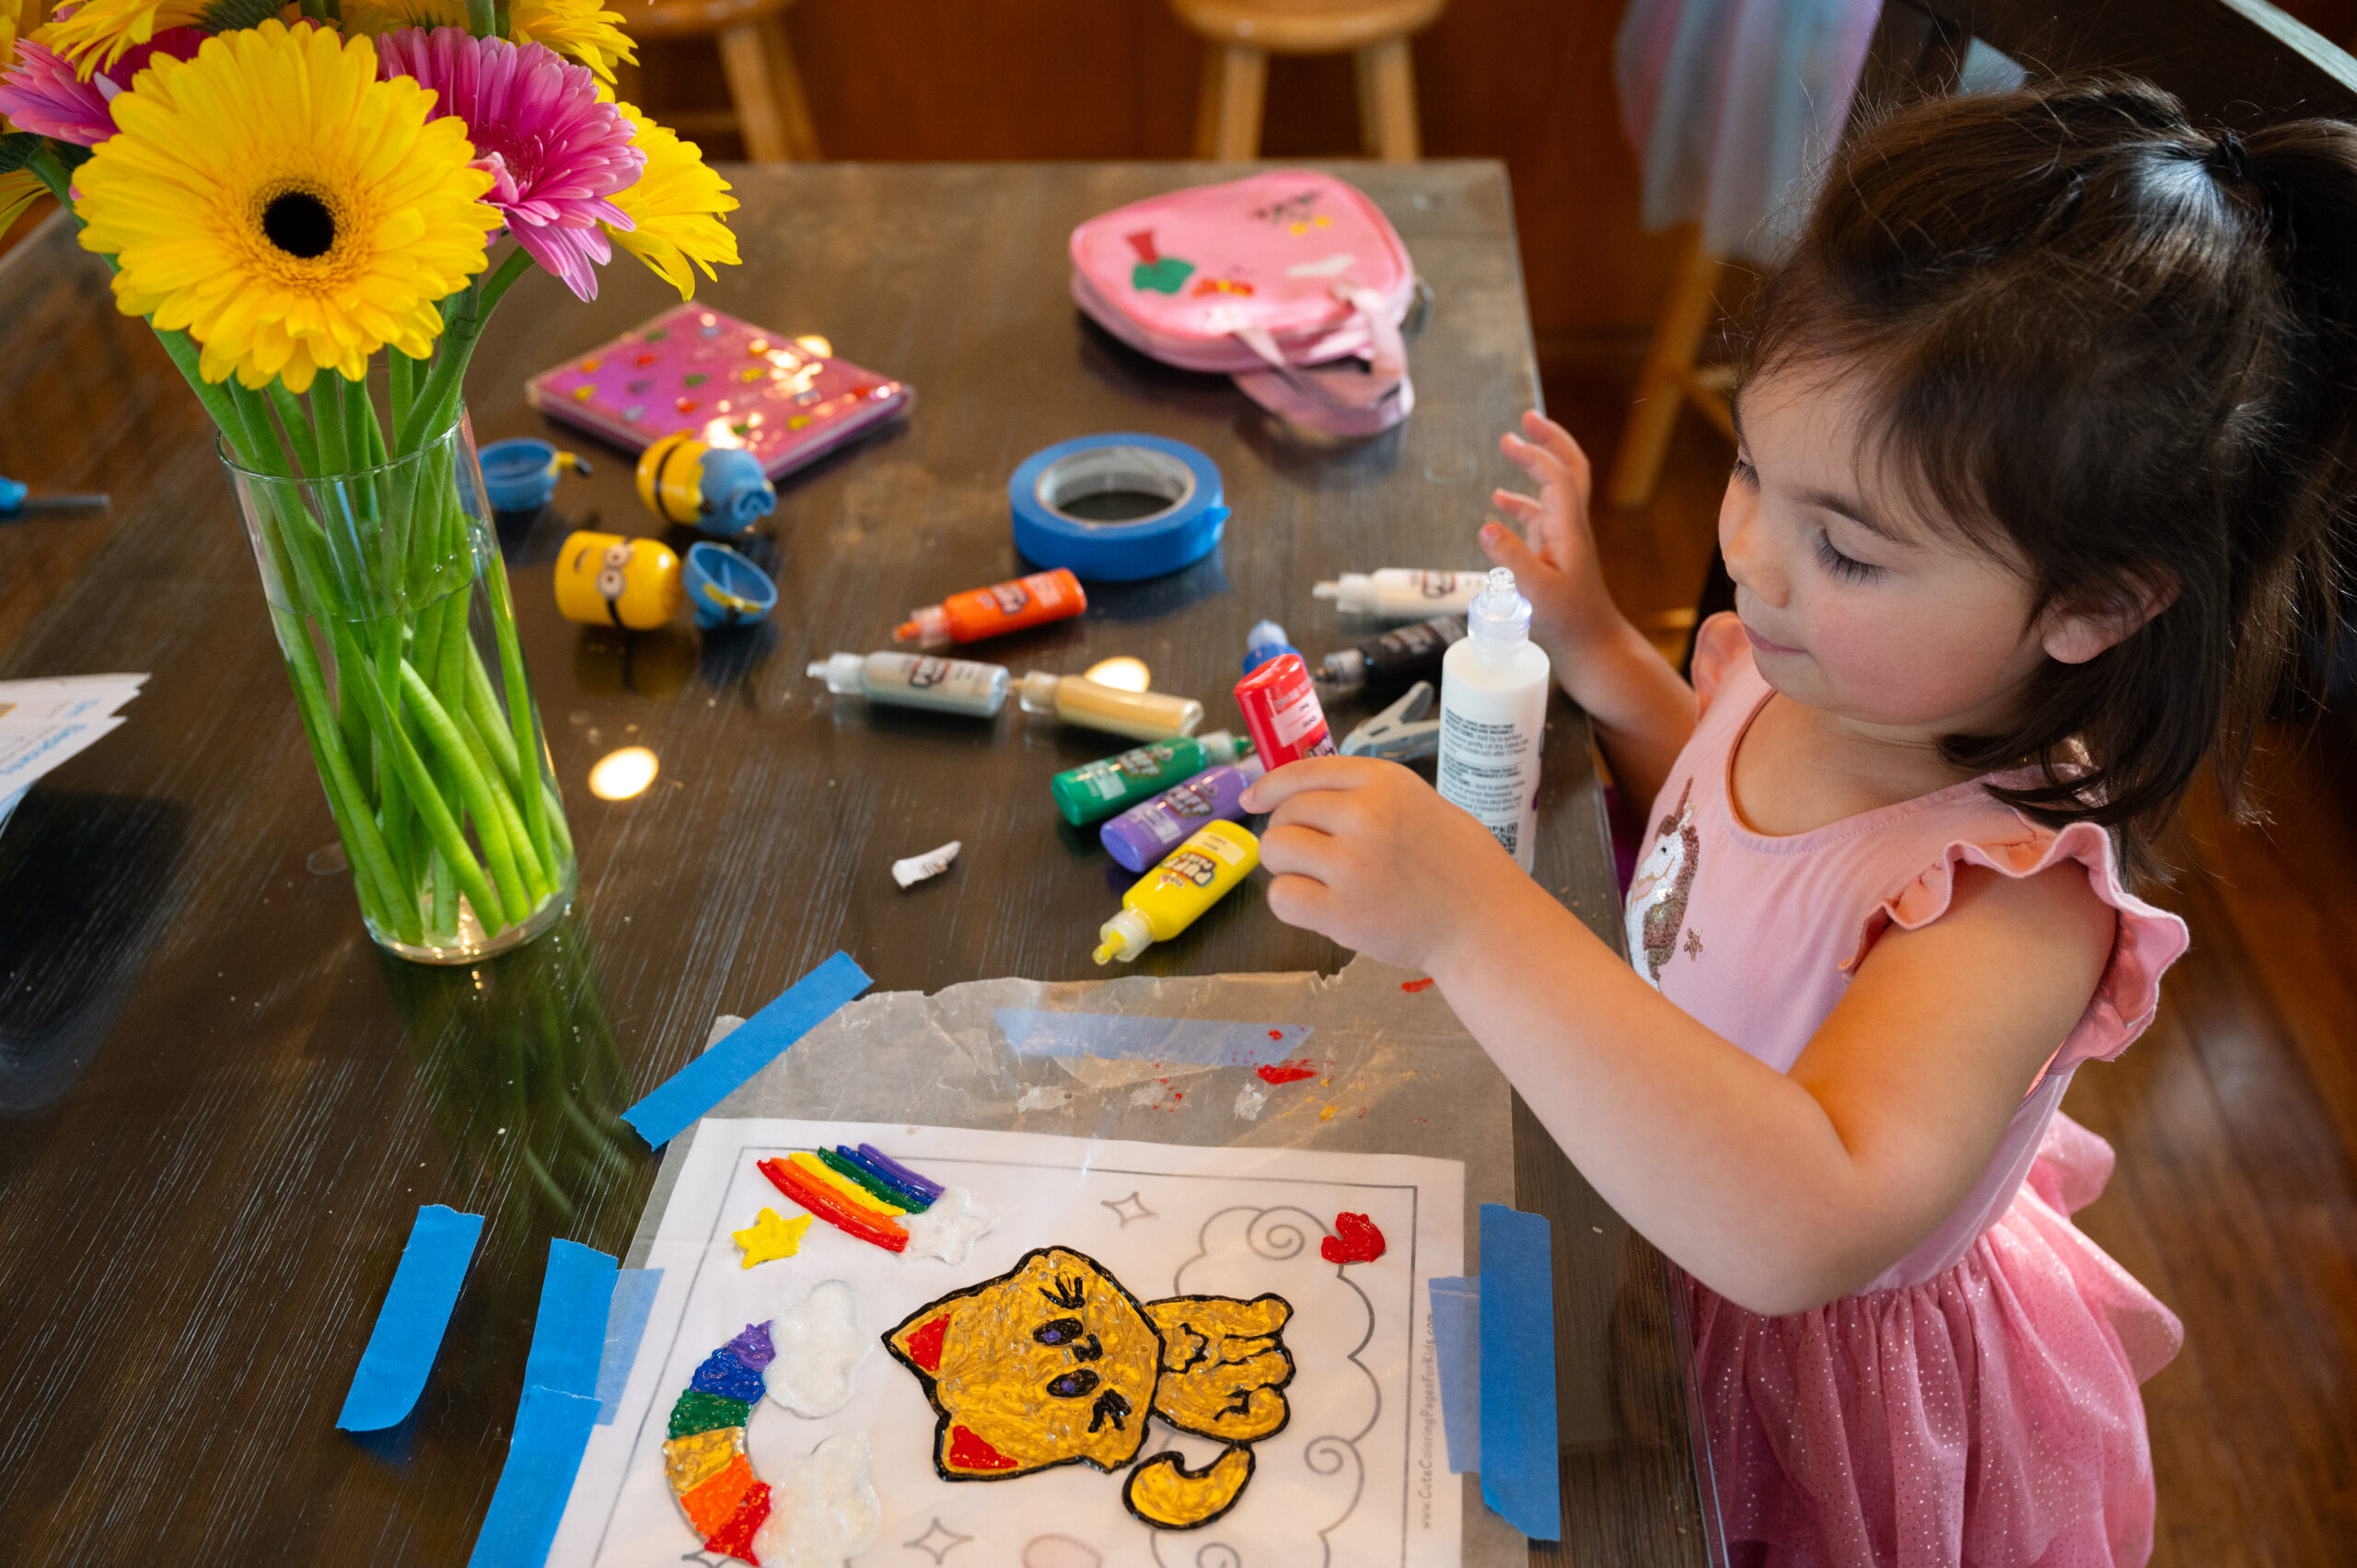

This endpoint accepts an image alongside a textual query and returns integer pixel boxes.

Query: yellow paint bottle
[1092,820,1259,965]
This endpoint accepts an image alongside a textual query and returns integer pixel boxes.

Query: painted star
[904,1518,972,1563]
[1101,1191,1155,1227]
[901,1186,993,1265]
[731,1206,812,1269]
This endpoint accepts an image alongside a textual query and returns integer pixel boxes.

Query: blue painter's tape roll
[1009,434,1229,582]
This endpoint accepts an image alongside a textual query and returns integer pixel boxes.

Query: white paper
[0,675,146,804]
[552,1118,1464,1568]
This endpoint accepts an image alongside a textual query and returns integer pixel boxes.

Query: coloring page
[552,1119,1464,1568]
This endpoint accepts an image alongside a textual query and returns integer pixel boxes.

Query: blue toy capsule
[480,438,589,513]
[683,541,778,630]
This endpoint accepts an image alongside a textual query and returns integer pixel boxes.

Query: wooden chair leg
[1608,226,1724,512]
[1194,43,1267,160]
[1355,37,1421,162]
[755,11,822,161]
[716,19,790,163]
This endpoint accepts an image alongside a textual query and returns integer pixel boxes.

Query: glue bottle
[1315,613,1467,696]
[1242,620,1299,673]
[1437,568,1550,871]
[1050,730,1252,827]
[1099,754,1268,873]
[895,568,1087,649]
[1312,569,1490,620]
[1233,652,1337,771]
[1093,820,1260,964]
[1018,672,1202,741]
[807,651,1010,716]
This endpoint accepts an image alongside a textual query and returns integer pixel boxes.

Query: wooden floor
[1550,377,2357,1568]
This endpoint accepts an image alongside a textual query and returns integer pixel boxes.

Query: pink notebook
[524,304,912,480]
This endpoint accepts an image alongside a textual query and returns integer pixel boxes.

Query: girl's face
[1718,365,2057,745]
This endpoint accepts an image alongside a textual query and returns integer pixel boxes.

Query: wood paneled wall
[13,0,2357,388]
[631,0,2357,390]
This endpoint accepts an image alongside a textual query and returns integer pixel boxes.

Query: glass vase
[224,413,575,962]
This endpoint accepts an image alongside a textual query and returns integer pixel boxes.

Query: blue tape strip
[1478,1203,1561,1540]
[994,1009,1313,1066]
[1428,1275,1481,1474]
[467,1239,620,1568]
[337,1203,485,1432]
[465,1384,601,1568]
[621,951,873,1147]
[594,1268,663,1425]
[524,1240,619,1400]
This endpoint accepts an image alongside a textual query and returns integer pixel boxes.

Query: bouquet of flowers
[0,0,740,961]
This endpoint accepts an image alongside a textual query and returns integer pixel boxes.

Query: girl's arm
[1480,412,1699,809]
[1244,759,2118,1316]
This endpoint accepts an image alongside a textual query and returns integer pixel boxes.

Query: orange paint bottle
[894,568,1086,649]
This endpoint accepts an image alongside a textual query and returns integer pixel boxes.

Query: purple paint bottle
[1099,755,1269,873]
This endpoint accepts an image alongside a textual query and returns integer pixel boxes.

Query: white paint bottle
[1311,568,1489,620]
[1437,567,1550,871]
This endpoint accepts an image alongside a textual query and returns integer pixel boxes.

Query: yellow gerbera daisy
[342,0,635,81]
[35,0,218,78]
[74,20,500,391]
[604,100,738,299]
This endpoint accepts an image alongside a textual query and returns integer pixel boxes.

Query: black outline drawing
[1149,1205,1388,1568]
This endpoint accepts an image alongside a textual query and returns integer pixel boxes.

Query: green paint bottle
[1050,730,1251,827]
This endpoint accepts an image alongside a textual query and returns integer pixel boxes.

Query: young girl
[1244,79,2356,1566]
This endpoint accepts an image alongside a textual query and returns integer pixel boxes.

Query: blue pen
[1242,619,1299,673]
[0,477,109,517]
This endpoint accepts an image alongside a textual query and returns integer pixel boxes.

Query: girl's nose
[1719,482,1788,609]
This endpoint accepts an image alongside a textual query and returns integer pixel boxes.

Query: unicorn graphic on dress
[1625,779,1700,987]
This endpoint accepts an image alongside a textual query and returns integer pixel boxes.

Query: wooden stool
[1607,226,1737,511]
[1170,0,1448,162]
[615,0,820,164]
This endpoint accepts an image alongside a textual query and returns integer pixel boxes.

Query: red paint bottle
[1233,652,1338,771]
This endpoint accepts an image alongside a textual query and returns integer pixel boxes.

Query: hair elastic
[2207,130,2253,188]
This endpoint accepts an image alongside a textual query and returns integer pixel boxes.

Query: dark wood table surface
[0,161,1713,1565]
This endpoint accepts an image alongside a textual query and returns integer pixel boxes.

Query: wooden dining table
[0,161,1715,1565]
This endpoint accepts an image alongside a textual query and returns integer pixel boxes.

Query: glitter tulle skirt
[1689,1115,2183,1568]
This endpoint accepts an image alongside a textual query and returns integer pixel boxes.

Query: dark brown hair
[1744,77,2357,881]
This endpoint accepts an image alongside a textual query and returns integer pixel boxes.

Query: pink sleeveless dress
[1627,616,2189,1568]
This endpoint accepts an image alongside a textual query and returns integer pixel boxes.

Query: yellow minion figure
[554,530,683,630]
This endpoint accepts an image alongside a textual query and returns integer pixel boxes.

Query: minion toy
[635,433,778,535]
[553,530,683,630]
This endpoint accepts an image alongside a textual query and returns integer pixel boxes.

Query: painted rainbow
[663,1321,774,1562]
[755,1144,946,1253]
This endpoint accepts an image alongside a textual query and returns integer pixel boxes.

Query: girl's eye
[1730,456,1758,486]
[1814,531,1881,583]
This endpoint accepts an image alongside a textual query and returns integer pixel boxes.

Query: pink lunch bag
[1070,169,1418,437]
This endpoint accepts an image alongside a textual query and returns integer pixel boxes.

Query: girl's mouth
[1740,621,1804,656]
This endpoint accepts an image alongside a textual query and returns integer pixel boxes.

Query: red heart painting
[1320,1211,1386,1265]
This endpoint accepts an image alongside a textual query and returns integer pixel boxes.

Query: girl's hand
[1483,410,1628,662]
[1241,756,1531,973]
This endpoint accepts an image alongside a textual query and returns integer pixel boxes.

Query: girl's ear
[2039,571,2180,666]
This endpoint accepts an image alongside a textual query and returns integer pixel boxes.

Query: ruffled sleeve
[1689,611,1752,723]
[1842,820,2190,1081]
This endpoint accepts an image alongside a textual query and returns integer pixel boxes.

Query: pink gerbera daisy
[0,27,204,146]
[376,28,643,301]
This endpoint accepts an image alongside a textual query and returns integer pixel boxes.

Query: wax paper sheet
[583,954,1526,1567]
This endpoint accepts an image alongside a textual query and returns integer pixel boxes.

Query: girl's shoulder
[1637,615,2189,1074]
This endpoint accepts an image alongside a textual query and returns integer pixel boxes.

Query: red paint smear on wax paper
[1399,978,1436,993]
[1256,1061,1318,1086]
